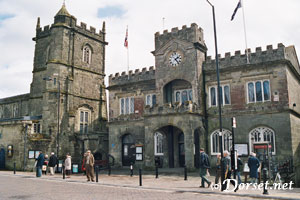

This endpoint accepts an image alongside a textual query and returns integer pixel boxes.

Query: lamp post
[43,77,60,158]
[206,0,225,191]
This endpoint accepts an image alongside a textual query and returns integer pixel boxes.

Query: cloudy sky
[0,0,299,98]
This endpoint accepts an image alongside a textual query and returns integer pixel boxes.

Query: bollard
[96,166,99,182]
[63,166,65,179]
[184,166,187,181]
[139,168,142,186]
[130,164,133,177]
[263,168,269,195]
[155,166,158,179]
[108,165,111,176]
[13,162,16,174]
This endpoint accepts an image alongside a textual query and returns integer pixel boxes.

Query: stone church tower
[30,4,108,161]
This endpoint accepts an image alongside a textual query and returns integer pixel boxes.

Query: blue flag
[231,0,242,21]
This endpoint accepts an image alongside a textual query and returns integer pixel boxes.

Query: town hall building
[108,23,300,186]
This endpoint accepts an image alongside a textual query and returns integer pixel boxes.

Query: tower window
[83,45,92,65]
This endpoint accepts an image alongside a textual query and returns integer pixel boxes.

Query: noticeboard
[234,143,249,157]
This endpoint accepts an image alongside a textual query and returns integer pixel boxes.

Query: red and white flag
[124,27,128,48]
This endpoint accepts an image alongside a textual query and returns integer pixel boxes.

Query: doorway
[122,134,135,166]
[178,133,185,167]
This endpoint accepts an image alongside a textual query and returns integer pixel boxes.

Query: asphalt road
[0,174,260,200]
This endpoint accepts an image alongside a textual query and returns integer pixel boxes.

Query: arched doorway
[155,125,184,168]
[122,134,135,166]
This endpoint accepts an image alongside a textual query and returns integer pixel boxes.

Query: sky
[0,0,300,98]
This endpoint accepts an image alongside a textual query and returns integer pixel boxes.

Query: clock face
[169,52,182,66]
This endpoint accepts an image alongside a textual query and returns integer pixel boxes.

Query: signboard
[135,146,143,161]
[234,143,249,157]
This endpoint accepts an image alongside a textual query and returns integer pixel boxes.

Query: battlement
[35,13,106,42]
[108,66,156,87]
[154,23,204,50]
[203,43,297,71]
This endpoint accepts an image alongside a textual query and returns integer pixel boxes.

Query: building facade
[108,24,300,186]
[0,5,108,170]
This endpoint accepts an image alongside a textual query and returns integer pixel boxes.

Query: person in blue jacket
[247,152,260,184]
[36,151,45,177]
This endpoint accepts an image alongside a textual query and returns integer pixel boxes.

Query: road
[0,173,259,200]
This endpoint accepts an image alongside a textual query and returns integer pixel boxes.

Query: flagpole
[126,25,129,80]
[241,0,250,64]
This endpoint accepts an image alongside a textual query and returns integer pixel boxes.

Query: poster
[234,144,249,156]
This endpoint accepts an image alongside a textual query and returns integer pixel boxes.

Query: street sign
[232,117,236,128]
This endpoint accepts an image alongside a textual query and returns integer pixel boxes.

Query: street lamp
[206,0,225,191]
[43,76,60,158]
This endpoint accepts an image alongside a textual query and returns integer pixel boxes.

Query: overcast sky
[0,0,299,98]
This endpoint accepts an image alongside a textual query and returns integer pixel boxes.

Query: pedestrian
[48,152,58,175]
[215,153,221,184]
[236,154,243,184]
[85,150,95,182]
[64,153,72,178]
[42,154,49,175]
[199,148,211,188]
[248,152,260,184]
[35,151,44,177]
[223,151,236,189]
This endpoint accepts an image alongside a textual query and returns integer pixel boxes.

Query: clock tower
[151,23,207,107]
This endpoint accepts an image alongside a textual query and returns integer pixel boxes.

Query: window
[209,85,231,107]
[247,80,270,103]
[79,110,89,134]
[32,123,42,134]
[211,129,232,155]
[174,89,193,103]
[154,132,164,155]
[120,97,135,115]
[145,94,156,107]
[249,127,275,155]
[83,45,91,64]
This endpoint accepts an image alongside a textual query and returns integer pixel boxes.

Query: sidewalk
[1,170,299,200]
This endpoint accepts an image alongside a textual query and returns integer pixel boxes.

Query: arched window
[249,127,275,154]
[154,132,164,155]
[211,129,232,155]
[83,45,91,64]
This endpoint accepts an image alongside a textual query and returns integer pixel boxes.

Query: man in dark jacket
[48,152,58,175]
[248,152,260,184]
[36,151,44,177]
[199,148,211,188]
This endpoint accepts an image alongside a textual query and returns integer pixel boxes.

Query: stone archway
[121,134,135,166]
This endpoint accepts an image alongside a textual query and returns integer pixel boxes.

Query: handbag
[42,165,47,171]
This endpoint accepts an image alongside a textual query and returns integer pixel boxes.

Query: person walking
[48,152,58,175]
[85,150,95,182]
[223,150,237,189]
[36,151,44,177]
[199,148,211,188]
[215,153,221,184]
[42,154,49,175]
[248,152,260,184]
[64,153,72,178]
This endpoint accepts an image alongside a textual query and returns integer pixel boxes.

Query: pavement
[0,169,299,200]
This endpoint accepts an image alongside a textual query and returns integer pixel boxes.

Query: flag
[231,0,242,21]
[124,27,128,48]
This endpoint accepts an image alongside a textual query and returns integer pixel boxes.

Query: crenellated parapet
[154,23,205,51]
[108,66,155,87]
[203,43,299,72]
